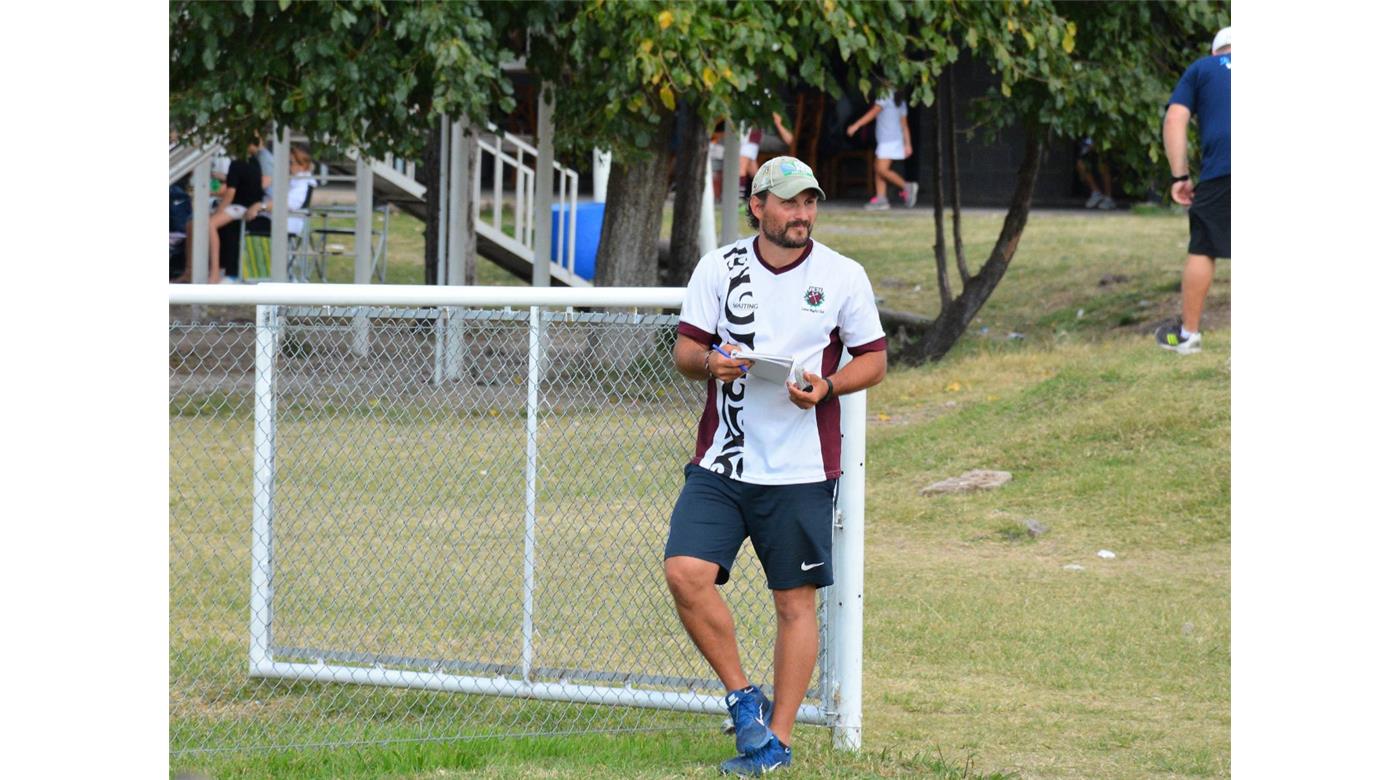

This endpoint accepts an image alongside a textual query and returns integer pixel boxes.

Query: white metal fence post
[249,304,280,674]
[352,159,374,357]
[522,305,543,682]
[831,388,867,751]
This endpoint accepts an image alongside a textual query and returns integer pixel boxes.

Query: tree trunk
[898,122,1045,364]
[423,120,441,285]
[666,101,710,286]
[595,112,675,287]
[931,77,950,310]
[946,72,969,285]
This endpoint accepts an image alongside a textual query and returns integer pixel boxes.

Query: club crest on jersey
[803,286,826,310]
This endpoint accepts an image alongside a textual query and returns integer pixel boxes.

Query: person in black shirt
[177,143,261,283]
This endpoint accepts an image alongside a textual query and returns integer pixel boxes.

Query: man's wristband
[822,376,836,402]
[703,350,715,378]
[1171,173,1190,183]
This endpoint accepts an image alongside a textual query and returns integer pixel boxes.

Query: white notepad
[732,350,810,389]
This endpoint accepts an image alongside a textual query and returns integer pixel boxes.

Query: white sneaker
[1085,191,1104,209]
[1097,196,1117,210]
[864,197,890,211]
[903,182,919,208]
[1154,323,1202,354]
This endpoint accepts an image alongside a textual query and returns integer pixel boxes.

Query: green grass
[173,205,1228,778]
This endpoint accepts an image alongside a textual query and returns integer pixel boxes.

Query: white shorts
[876,140,906,161]
[221,204,247,219]
[740,141,760,161]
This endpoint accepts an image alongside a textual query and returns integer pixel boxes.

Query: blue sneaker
[724,686,774,754]
[720,736,792,776]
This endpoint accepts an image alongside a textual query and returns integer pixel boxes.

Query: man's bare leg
[1181,253,1215,333]
[768,584,818,746]
[665,556,749,692]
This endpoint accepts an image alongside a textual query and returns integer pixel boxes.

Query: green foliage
[169,0,1228,195]
[169,0,515,159]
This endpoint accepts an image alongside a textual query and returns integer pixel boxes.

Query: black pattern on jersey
[710,243,755,479]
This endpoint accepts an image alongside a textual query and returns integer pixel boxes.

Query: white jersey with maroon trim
[677,236,887,485]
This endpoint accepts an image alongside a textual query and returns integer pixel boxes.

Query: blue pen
[714,346,748,373]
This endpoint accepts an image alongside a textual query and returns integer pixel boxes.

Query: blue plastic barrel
[550,202,605,281]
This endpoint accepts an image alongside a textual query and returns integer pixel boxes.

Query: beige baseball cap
[749,156,826,200]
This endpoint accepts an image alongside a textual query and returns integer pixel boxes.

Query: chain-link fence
[170,296,863,758]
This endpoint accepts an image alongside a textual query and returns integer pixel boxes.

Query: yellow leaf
[659,84,676,110]
[823,0,834,14]
[877,412,892,421]
[1062,22,1076,54]
[640,39,653,55]
[945,381,962,392]
[702,66,717,88]
[658,10,673,30]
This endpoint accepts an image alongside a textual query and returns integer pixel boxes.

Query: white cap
[1212,26,1231,53]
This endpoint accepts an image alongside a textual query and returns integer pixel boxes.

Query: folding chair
[239,183,317,282]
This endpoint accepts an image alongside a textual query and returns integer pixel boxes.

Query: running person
[1156,26,1231,354]
[846,90,917,210]
[665,156,888,776]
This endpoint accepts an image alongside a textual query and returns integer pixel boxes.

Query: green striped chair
[240,229,274,281]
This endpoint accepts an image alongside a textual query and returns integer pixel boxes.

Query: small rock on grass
[1097,549,1117,560]
[1063,564,1085,572]
[920,469,1013,495]
[1023,518,1048,537]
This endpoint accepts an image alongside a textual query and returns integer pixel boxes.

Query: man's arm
[787,350,887,411]
[674,335,751,383]
[1163,103,1194,205]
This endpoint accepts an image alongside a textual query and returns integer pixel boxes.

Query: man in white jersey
[664,156,887,775]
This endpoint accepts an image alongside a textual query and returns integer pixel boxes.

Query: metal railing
[169,284,864,757]
[475,126,581,278]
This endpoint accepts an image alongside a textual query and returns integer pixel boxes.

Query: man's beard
[761,216,813,249]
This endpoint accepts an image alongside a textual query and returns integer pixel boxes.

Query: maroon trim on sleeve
[847,336,888,355]
[690,379,720,465]
[816,329,844,479]
[677,321,717,347]
[752,238,813,276]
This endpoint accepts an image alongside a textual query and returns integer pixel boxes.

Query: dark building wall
[909,56,1083,209]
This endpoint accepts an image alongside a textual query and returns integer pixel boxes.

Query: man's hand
[845,124,857,137]
[706,344,752,383]
[786,370,829,410]
[1171,179,1195,206]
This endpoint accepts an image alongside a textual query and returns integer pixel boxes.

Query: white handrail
[169,282,681,308]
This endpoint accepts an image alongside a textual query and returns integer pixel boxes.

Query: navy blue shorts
[665,464,837,590]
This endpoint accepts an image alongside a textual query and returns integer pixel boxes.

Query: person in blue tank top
[1157,26,1232,354]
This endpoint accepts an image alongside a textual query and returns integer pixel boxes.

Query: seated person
[169,176,193,280]
[245,145,315,237]
[175,142,262,284]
